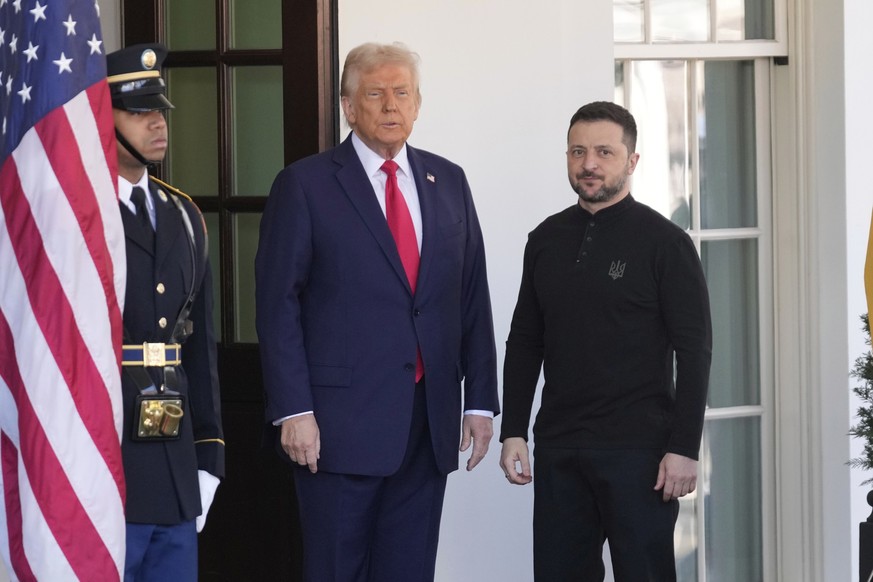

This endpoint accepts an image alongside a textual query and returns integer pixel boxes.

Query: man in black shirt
[499,101,712,581]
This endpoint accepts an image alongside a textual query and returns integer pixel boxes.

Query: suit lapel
[334,137,413,294]
[407,145,437,293]
[120,200,154,256]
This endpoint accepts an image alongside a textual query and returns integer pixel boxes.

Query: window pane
[614,0,644,43]
[702,239,760,407]
[166,0,216,51]
[167,68,219,198]
[233,213,261,343]
[203,212,222,341]
[232,66,284,197]
[717,0,745,40]
[614,62,626,105]
[626,61,692,229]
[651,0,709,42]
[718,0,776,40]
[229,0,282,49]
[699,61,757,229]
[702,417,763,581]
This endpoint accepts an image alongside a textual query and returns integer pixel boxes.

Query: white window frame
[615,0,788,61]
[615,1,787,578]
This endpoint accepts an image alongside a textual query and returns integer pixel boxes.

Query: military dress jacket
[119,178,224,525]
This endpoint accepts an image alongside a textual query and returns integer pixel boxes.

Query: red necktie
[381,160,423,381]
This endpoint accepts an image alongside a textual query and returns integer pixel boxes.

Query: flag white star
[63,14,77,36]
[18,82,32,103]
[2,117,5,136]
[30,1,47,23]
[0,0,7,8]
[94,0,100,18]
[23,42,39,63]
[53,52,73,74]
[9,34,18,54]
[0,27,5,48]
[12,0,21,14]
[5,75,12,96]
[87,33,102,55]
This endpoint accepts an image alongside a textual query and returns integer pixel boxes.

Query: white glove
[196,470,220,533]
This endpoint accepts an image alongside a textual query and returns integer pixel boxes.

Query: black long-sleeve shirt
[500,195,712,459]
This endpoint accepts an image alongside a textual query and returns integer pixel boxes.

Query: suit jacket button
[404,363,414,372]
[413,309,421,317]
[156,283,166,294]
[158,317,168,329]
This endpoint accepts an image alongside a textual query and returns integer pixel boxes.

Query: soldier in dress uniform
[107,43,224,582]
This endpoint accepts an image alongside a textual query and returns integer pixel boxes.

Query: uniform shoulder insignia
[149,175,207,236]
[149,175,194,204]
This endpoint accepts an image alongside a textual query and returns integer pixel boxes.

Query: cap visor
[116,93,175,112]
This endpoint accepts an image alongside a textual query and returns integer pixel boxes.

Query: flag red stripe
[1,432,37,582]
[0,159,125,498]
[0,311,117,580]
[88,83,123,350]
[36,85,123,363]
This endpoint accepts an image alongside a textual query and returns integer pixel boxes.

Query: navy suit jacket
[255,136,499,476]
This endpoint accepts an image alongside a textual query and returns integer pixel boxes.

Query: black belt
[122,343,182,367]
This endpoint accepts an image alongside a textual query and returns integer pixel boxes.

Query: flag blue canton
[0,0,106,162]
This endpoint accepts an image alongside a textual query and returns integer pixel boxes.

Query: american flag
[0,0,126,580]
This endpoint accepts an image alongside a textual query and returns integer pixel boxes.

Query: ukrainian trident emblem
[608,260,626,280]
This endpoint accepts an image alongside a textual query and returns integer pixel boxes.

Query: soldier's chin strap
[115,127,158,168]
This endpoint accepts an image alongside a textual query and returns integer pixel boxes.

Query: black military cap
[106,43,174,112]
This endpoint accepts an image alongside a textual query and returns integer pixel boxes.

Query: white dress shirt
[118,173,156,230]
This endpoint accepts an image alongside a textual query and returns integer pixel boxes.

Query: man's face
[341,63,420,159]
[113,108,168,170]
[566,120,639,211]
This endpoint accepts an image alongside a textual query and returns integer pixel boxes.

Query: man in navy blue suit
[255,42,499,582]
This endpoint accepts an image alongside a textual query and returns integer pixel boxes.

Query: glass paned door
[162,4,286,346]
[615,58,769,581]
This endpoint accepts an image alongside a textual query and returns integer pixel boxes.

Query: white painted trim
[705,405,765,419]
[771,0,852,578]
[616,41,787,60]
[755,56,778,582]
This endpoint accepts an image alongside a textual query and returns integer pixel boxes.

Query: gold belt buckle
[142,342,167,367]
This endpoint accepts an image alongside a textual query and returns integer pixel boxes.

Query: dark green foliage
[849,314,873,485]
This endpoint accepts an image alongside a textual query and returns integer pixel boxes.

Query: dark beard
[573,171,628,204]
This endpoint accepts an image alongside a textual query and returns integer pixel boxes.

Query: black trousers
[533,447,679,582]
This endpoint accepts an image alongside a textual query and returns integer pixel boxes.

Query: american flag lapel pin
[426,173,435,183]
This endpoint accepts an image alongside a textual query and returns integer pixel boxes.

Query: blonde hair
[340,42,422,103]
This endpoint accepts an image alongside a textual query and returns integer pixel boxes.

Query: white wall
[772,0,853,577]
[807,0,852,573]
[845,0,873,574]
[337,2,612,580]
